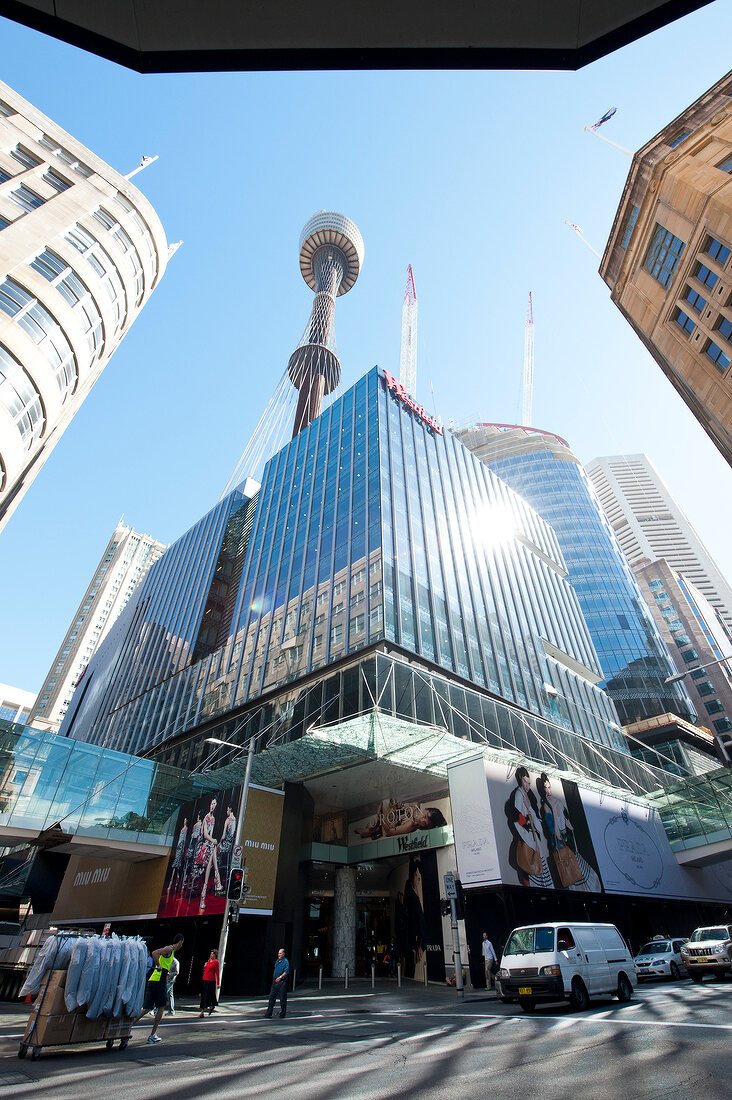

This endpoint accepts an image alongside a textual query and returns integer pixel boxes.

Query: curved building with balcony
[452,422,696,727]
[0,79,168,531]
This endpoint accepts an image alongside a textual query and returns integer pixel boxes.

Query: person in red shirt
[199,949,220,1017]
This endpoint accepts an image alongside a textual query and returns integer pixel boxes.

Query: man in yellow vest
[141,935,184,1044]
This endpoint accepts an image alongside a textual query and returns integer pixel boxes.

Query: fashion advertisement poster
[448,756,602,893]
[448,756,732,903]
[393,849,445,983]
[158,782,284,918]
[349,792,451,848]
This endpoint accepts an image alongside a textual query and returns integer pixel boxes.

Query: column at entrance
[331,865,357,977]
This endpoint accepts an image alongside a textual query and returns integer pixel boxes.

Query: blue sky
[0,5,731,693]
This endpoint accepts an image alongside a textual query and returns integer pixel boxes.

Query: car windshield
[690,927,729,942]
[504,926,554,955]
[639,941,669,954]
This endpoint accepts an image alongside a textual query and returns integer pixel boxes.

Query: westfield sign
[382,371,443,434]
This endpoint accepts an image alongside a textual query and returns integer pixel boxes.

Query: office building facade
[0,682,35,725]
[633,557,732,758]
[600,70,732,465]
[586,453,732,637]
[63,367,622,761]
[451,423,694,726]
[28,520,166,731]
[0,80,168,532]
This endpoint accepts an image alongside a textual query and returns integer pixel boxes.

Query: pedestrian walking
[139,934,184,1044]
[199,949,220,1017]
[264,947,289,1018]
[481,931,498,990]
[165,955,180,1015]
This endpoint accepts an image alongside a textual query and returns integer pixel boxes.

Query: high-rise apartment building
[586,453,732,637]
[451,424,694,727]
[633,557,732,759]
[29,520,165,730]
[0,80,169,532]
[600,70,732,465]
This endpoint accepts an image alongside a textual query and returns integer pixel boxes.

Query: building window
[330,623,344,647]
[715,315,732,342]
[682,648,699,663]
[42,168,71,194]
[690,667,708,680]
[349,613,365,639]
[672,307,695,335]
[696,681,716,697]
[30,248,105,358]
[0,343,45,448]
[0,100,15,117]
[9,183,44,213]
[620,205,638,249]
[643,225,685,287]
[10,146,41,170]
[668,129,691,149]
[93,208,145,303]
[684,286,707,313]
[0,278,77,399]
[0,167,11,184]
[703,235,731,265]
[713,717,732,733]
[693,261,719,289]
[703,339,731,373]
[715,152,732,174]
[0,213,11,231]
[704,699,724,715]
[65,224,127,331]
[37,134,92,178]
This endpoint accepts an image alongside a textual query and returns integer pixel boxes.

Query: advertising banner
[346,792,452,860]
[52,854,168,922]
[158,783,284,919]
[448,755,732,903]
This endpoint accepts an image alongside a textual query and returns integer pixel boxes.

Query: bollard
[423,964,428,986]
[345,966,349,990]
[397,963,402,988]
[292,968,296,991]
[318,966,323,990]
[371,963,375,989]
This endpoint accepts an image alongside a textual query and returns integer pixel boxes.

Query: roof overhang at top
[0,1,710,73]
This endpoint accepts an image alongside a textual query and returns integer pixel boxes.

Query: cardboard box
[23,1012,77,1047]
[71,1013,107,1044]
[105,1017,133,1040]
[33,970,67,1017]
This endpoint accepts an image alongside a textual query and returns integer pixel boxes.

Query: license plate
[518,986,533,995]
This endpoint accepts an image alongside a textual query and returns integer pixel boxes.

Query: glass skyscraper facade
[453,424,695,726]
[64,369,623,758]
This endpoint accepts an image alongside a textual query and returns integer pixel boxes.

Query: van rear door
[573,926,611,993]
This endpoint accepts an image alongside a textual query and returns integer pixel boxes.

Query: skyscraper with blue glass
[452,423,695,726]
[64,367,624,763]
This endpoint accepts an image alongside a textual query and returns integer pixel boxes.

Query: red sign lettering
[382,371,443,434]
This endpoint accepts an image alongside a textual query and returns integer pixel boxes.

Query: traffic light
[227,867,244,900]
[454,880,465,920]
[440,899,451,917]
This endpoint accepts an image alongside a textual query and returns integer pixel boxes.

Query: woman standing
[536,773,601,892]
[166,818,188,900]
[508,766,554,888]
[199,798,223,912]
[217,805,237,892]
[199,949,220,1017]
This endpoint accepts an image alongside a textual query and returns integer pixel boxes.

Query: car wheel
[570,978,590,1012]
[616,973,633,1002]
[670,962,680,980]
[519,999,536,1013]
[690,972,704,984]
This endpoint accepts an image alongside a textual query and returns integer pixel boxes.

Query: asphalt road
[1,979,730,1100]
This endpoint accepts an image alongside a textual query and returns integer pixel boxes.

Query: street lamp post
[664,653,732,685]
[205,734,258,991]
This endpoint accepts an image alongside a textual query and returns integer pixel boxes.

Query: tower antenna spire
[288,212,364,437]
[522,291,534,428]
[399,264,418,396]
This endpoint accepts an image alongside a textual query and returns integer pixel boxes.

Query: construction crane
[400,264,418,396]
[522,291,534,428]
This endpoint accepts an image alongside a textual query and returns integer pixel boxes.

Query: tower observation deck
[288,211,364,437]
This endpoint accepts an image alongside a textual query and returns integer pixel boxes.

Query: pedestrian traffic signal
[227,868,244,900]
[454,880,465,920]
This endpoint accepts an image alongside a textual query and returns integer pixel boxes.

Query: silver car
[634,938,687,981]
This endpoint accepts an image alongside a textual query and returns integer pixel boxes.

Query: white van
[495,921,636,1012]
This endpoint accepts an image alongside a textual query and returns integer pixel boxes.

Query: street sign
[443,871,457,899]
[232,844,243,870]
